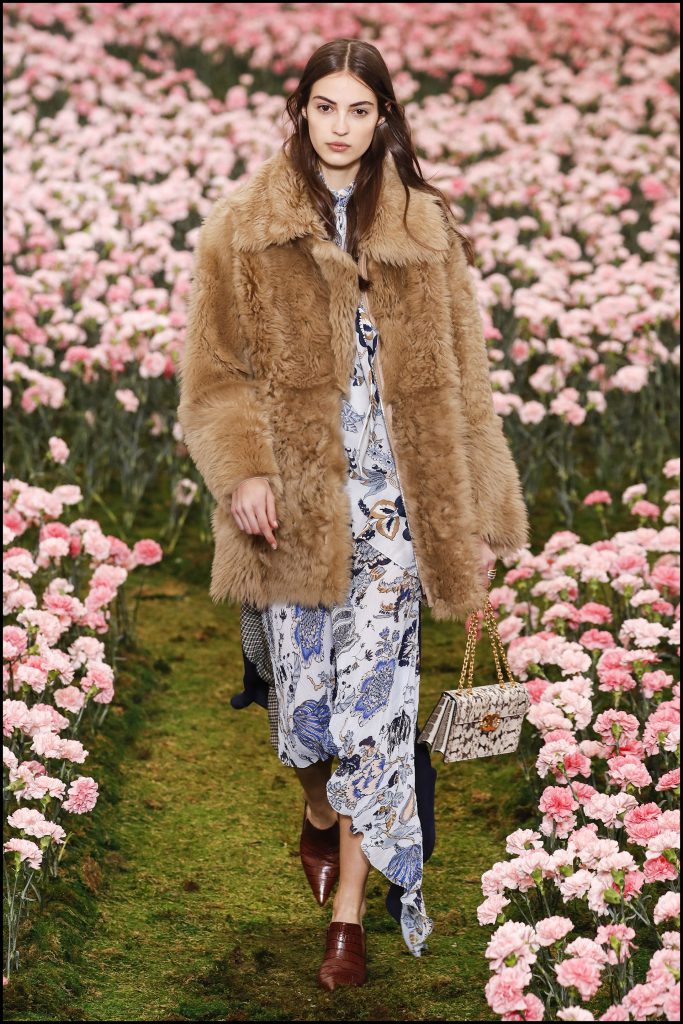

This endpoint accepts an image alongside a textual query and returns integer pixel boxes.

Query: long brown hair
[282,38,475,292]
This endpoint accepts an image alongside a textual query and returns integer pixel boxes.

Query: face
[302,71,386,189]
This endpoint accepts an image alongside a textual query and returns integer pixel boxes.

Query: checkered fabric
[240,602,279,751]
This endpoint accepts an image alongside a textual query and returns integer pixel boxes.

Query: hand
[230,476,279,550]
[479,538,497,588]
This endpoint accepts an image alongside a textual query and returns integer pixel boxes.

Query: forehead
[311,71,375,103]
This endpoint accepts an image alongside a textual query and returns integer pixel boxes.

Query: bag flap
[441,684,530,725]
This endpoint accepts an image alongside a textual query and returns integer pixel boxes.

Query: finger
[265,488,278,529]
[255,506,277,548]
[231,498,246,533]
[242,505,261,535]
[232,507,247,532]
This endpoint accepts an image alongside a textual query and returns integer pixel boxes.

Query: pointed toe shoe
[299,801,340,906]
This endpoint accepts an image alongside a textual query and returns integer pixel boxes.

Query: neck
[317,153,361,191]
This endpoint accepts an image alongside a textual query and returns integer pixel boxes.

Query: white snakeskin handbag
[418,592,530,763]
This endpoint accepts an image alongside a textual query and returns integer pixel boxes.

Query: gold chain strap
[457,590,517,693]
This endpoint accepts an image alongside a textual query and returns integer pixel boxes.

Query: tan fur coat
[177,147,530,622]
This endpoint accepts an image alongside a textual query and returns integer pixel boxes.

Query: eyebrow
[312,94,374,107]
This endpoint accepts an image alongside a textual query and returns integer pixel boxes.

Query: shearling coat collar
[227,146,451,267]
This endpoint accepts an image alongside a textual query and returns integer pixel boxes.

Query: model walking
[261,163,434,969]
[178,37,529,991]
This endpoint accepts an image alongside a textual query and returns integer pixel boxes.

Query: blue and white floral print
[261,540,433,956]
[259,171,433,957]
[322,172,426,593]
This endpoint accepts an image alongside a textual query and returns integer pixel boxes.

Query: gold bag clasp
[480,713,501,733]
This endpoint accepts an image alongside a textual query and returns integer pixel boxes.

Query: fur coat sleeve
[176,203,283,507]
[445,227,530,556]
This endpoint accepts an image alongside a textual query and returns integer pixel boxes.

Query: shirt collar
[317,167,355,204]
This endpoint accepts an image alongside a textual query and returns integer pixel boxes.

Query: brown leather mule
[299,801,340,906]
[318,921,367,990]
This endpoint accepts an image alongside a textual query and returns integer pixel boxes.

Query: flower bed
[3,3,679,538]
[2,465,163,980]
[478,457,680,1020]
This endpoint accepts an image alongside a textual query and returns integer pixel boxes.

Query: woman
[177,39,529,990]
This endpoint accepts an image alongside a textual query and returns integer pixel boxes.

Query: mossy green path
[7,536,535,1022]
[80,574,532,1021]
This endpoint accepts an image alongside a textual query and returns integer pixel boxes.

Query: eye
[316,105,369,116]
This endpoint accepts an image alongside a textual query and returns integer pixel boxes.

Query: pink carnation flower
[40,521,70,542]
[47,436,70,464]
[606,754,652,790]
[643,702,680,755]
[53,686,86,713]
[27,704,69,735]
[68,635,106,667]
[501,992,545,1021]
[623,981,668,1019]
[524,678,549,702]
[555,957,603,1000]
[656,767,680,792]
[485,964,531,1015]
[132,538,163,566]
[650,563,680,596]
[583,792,637,828]
[539,786,579,821]
[3,837,43,870]
[584,490,612,506]
[578,602,613,624]
[630,499,661,520]
[535,916,574,947]
[619,617,670,648]
[4,547,38,578]
[485,921,539,971]
[139,351,166,378]
[477,893,511,926]
[3,625,28,661]
[51,484,81,506]
[62,776,98,814]
[579,628,615,650]
[646,946,680,990]
[653,891,680,926]
[595,924,637,965]
[115,388,140,412]
[7,807,65,843]
[35,541,70,573]
[593,709,640,745]
[557,870,593,902]
[643,856,679,884]
[3,699,31,736]
[82,528,111,562]
[641,670,675,698]
[9,765,65,802]
[505,829,543,856]
[597,667,637,693]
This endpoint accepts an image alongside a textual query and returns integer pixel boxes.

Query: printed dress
[260,171,433,957]
[333,185,426,602]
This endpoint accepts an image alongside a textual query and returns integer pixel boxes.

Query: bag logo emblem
[480,713,501,733]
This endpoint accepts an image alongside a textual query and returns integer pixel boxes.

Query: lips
[328,143,350,150]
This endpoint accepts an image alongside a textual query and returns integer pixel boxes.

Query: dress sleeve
[445,225,530,556]
[176,200,283,507]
